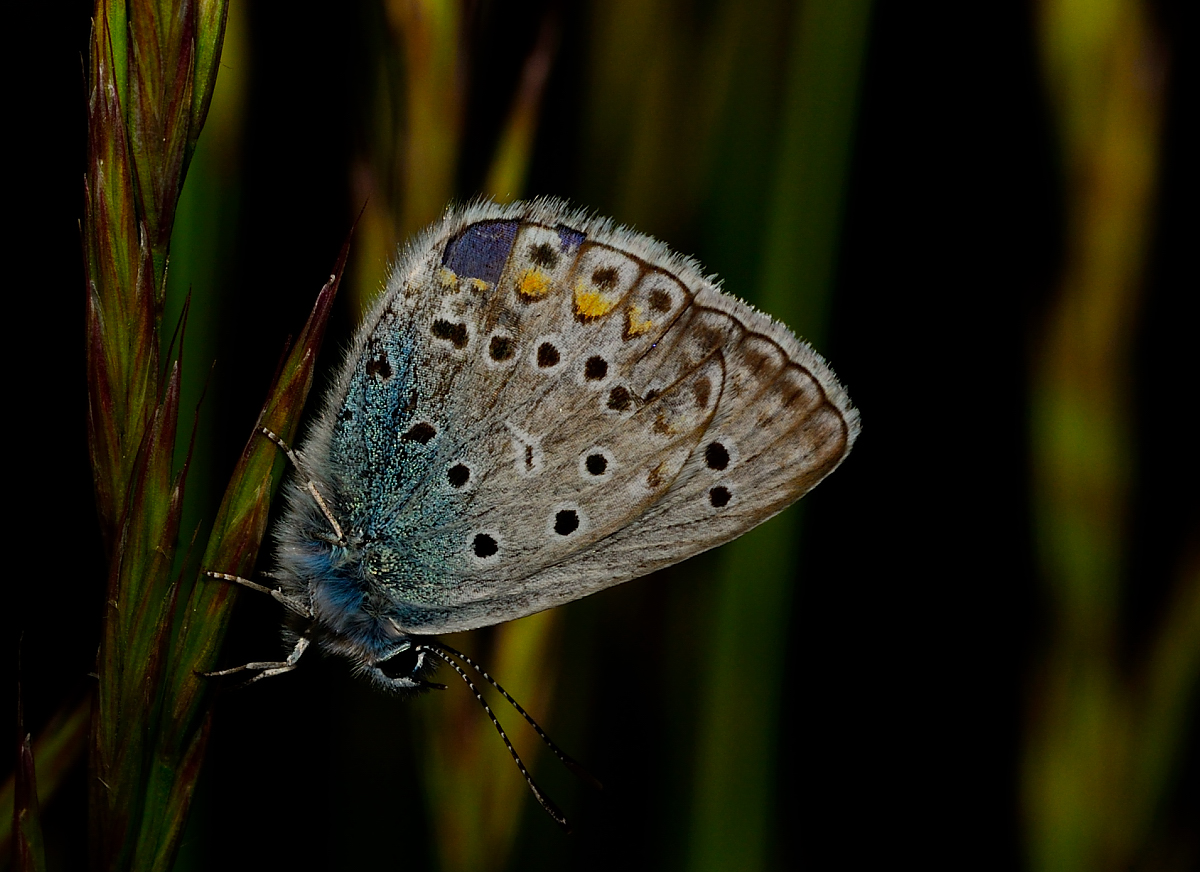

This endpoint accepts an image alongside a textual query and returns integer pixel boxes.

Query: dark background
[8,0,1194,869]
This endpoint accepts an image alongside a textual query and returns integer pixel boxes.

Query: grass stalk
[79,2,342,867]
[1022,1,1197,869]
[688,3,872,869]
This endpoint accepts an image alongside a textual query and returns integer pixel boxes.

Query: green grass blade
[0,697,89,863]
[13,731,45,872]
[1023,0,1177,869]
[85,4,160,555]
[185,0,232,173]
[386,0,465,242]
[132,255,345,872]
[483,14,559,202]
[688,3,872,870]
[82,2,230,868]
[90,351,187,872]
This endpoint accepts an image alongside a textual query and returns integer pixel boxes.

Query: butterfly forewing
[310,200,858,634]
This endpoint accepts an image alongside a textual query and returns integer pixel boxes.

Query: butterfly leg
[202,636,311,686]
[200,572,313,685]
[259,427,346,543]
[203,570,312,619]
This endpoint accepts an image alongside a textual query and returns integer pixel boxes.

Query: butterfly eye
[377,645,422,680]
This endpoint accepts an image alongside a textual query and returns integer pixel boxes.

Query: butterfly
[209,198,859,825]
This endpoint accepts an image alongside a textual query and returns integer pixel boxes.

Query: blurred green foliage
[1024,1,1199,871]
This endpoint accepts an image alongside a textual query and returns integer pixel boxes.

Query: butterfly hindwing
[299,201,857,635]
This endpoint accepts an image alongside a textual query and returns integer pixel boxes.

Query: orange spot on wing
[517,268,553,301]
[624,304,655,338]
[574,282,619,320]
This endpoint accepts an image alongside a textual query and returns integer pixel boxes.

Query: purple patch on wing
[442,220,518,285]
[556,225,586,253]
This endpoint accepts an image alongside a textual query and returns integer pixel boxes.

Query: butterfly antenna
[416,644,573,832]
[432,641,603,792]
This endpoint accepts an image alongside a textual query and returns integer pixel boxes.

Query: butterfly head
[365,636,444,690]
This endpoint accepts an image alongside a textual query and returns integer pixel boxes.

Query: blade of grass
[11,689,46,872]
[135,249,347,872]
[350,0,468,316]
[83,2,230,869]
[164,0,248,531]
[386,0,465,241]
[482,12,559,203]
[688,3,872,870]
[85,3,160,556]
[0,697,89,864]
[90,341,188,872]
[125,0,196,288]
[1133,553,1200,848]
[186,0,231,174]
[13,728,45,872]
[1023,0,1175,869]
[581,0,744,235]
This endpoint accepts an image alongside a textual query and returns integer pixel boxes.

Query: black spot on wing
[584,356,608,381]
[529,242,560,269]
[473,533,498,558]
[366,353,392,379]
[554,509,579,536]
[709,486,730,507]
[649,288,672,312]
[431,319,468,348]
[591,266,619,289]
[403,422,436,444]
[705,442,730,470]
[607,386,632,411]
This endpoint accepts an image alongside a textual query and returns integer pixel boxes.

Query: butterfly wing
[307,200,858,635]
